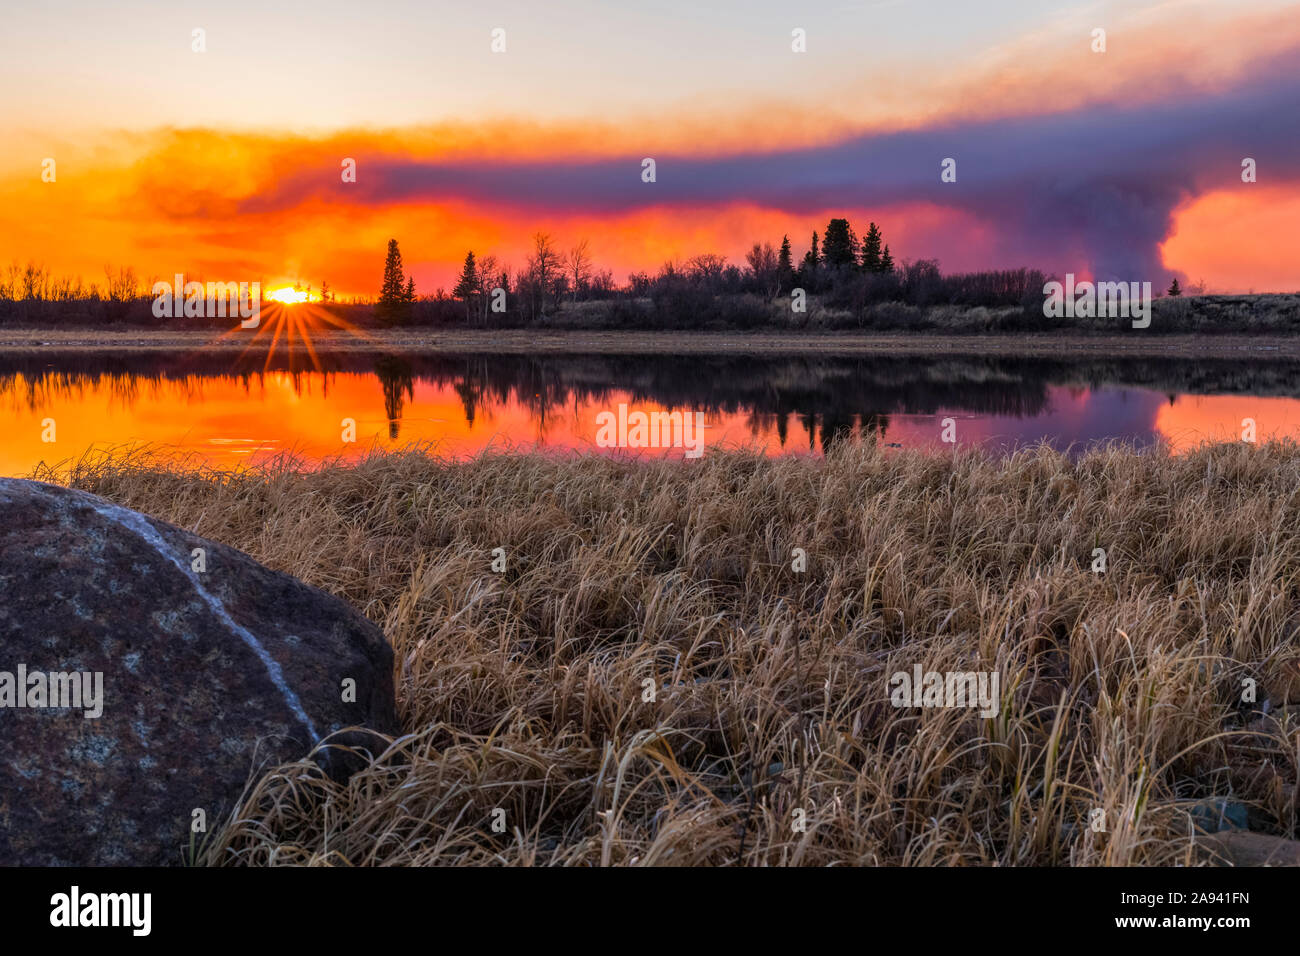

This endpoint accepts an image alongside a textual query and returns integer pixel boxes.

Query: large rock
[0,478,399,865]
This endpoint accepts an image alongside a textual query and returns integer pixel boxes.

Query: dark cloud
[242,69,1300,281]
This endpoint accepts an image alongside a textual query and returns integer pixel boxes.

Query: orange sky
[2,0,1298,296]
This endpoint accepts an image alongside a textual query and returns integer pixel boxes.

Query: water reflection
[373,355,414,441]
[2,349,1299,474]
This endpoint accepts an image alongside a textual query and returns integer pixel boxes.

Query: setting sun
[267,286,311,305]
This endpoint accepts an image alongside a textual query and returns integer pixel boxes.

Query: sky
[1,0,1298,296]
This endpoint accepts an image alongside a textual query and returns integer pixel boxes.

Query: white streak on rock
[78,492,320,743]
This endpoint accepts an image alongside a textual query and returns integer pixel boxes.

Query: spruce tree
[453,252,478,298]
[799,232,820,289]
[1167,277,1182,297]
[777,235,793,275]
[379,239,405,301]
[453,251,479,321]
[822,218,858,268]
[377,239,408,324]
[777,235,794,290]
[861,222,883,272]
[880,244,894,274]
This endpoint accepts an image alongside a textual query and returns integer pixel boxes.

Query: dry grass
[39,440,1300,866]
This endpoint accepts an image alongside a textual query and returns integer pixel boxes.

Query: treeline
[0,218,1264,333]
[368,218,1051,329]
[0,264,153,324]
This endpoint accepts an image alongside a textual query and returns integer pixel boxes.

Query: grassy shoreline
[47,441,1300,865]
[5,327,1300,358]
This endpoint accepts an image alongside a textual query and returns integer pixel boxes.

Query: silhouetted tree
[686,253,727,291]
[800,231,820,288]
[377,239,410,325]
[453,251,479,321]
[567,240,592,301]
[527,232,561,318]
[803,232,819,269]
[861,222,883,272]
[822,218,858,268]
[627,271,651,296]
[745,242,780,299]
[879,244,895,274]
[474,254,499,324]
[1167,277,1182,297]
[777,235,794,290]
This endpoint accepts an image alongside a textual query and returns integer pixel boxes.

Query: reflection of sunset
[1154,394,1300,451]
[3,373,817,477]
[6,369,1300,478]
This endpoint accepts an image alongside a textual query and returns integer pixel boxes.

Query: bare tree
[590,269,615,297]
[475,254,499,324]
[566,239,591,302]
[103,266,141,303]
[657,259,682,281]
[745,242,780,299]
[21,262,48,301]
[627,271,651,296]
[686,253,727,291]
[527,232,561,318]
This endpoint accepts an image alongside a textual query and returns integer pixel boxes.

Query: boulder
[0,478,399,865]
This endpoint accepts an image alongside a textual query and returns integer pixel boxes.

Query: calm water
[3,349,1300,475]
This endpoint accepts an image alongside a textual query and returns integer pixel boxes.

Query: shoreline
[3,328,1300,357]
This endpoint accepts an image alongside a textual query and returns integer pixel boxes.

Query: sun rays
[207,296,384,373]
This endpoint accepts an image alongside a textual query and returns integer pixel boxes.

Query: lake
[4,348,1300,475]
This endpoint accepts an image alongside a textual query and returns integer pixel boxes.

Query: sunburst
[266,286,311,305]
[209,287,384,373]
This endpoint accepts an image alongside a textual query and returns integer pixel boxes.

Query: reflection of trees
[5,350,1300,451]
[800,412,816,452]
[805,411,889,453]
[861,412,889,444]
[373,355,414,440]
[454,381,480,428]
[819,409,855,453]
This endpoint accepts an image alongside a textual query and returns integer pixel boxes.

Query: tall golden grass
[42,440,1300,865]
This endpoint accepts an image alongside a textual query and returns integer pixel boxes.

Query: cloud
[234,52,1300,282]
